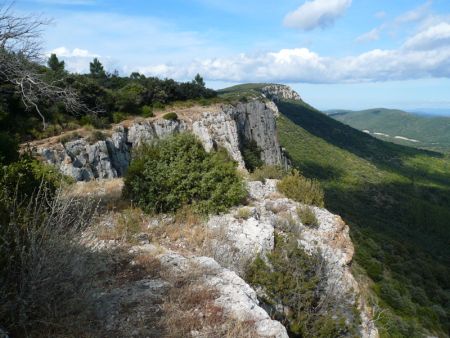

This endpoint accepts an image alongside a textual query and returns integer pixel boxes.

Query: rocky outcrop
[205,179,379,338]
[230,101,283,166]
[37,100,287,181]
[261,84,301,101]
[192,111,245,168]
[158,253,288,338]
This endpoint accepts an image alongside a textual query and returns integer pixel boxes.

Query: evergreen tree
[89,58,106,79]
[194,73,205,87]
[47,54,65,72]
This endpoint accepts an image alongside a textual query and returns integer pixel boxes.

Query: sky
[14,0,450,111]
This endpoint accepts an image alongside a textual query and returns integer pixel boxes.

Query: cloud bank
[122,20,450,84]
[283,0,352,30]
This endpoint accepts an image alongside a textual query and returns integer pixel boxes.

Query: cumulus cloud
[283,0,352,30]
[47,47,109,73]
[403,22,450,50]
[49,47,98,58]
[137,23,450,84]
[395,0,432,24]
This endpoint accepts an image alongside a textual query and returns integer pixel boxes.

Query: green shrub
[241,140,263,172]
[297,206,319,228]
[123,133,247,214]
[80,114,110,129]
[112,111,126,123]
[277,170,324,207]
[163,112,178,121]
[0,156,69,203]
[141,105,154,118]
[249,165,286,182]
[246,234,358,337]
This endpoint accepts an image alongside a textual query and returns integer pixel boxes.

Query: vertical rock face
[192,111,246,168]
[36,100,287,181]
[230,101,283,166]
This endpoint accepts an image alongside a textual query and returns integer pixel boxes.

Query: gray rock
[261,84,301,101]
[35,98,289,181]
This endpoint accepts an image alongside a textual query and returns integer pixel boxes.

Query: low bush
[123,133,247,214]
[297,206,319,228]
[141,105,154,118]
[112,111,127,123]
[0,156,70,203]
[163,112,178,121]
[249,165,286,182]
[277,170,324,207]
[235,207,252,220]
[246,234,358,337]
[87,130,107,143]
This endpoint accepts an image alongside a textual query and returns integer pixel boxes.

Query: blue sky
[16,0,450,111]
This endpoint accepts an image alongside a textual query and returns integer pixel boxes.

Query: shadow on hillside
[278,101,450,186]
[323,180,450,259]
[293,160,345,181]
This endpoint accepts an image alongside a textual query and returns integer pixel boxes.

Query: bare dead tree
[0,2,92,129]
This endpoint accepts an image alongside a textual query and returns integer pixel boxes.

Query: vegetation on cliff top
[123,133,247,214]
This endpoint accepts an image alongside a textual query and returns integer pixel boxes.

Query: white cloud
[46,47,101,73]
[356,28,381,43]
[395,0,432,24]
[49,47,98,58]
[403,22,450,50]
[283,0,352,30]
[137,23,450,84]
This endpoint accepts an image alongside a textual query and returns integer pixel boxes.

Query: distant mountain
[326,108,450,153]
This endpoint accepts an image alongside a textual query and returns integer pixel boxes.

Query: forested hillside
[327,108,450,153]
[219,84,450,337]
[277,100,450,337]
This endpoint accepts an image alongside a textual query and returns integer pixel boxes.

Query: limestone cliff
[32,85,378,337]
[36,100,287,181]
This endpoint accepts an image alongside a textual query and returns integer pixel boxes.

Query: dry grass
[0,188,113,337]
[266,201,289,214]
[297,206,319,228]
[159,261,224,338]
[95,207,146,243]
[275,211,298,233]
[148,206,207,253]
[234,207,252,220]
[64,178,127,210]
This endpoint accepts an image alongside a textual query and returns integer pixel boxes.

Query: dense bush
[123,133,247,214]
[277,170,324,207]
[140,105,154,118]
[0,156,70,202]
[163,112,178,121]
[240,139,263,172]
[246,234,358,337]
